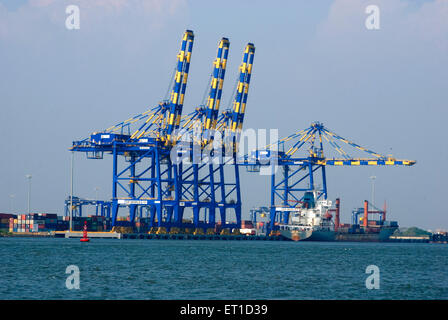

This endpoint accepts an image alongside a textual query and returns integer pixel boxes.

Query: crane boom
[230,43,255,137]
[165,30,195,145]
[246,122,416,167]
[203,37,230,145]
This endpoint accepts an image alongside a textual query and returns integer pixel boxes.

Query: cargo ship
[335,223,398,242]
[259,192,398,242]
[333,199,398,242]
[275,191,335,241]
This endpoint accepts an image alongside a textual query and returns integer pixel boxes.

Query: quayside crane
[72,30,197,229]
[168,41,255,235]
[70,30,256,234]
[68,29,413,238]
[242,121,416,234]
[156,37,232,234]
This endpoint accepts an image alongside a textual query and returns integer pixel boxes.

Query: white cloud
[0,0,188,41]
[29,0,57,7]
[313,0,448,53]
[402,0,448,52]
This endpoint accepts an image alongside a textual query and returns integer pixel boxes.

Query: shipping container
[240,228,256,235]
[0,213,16,219]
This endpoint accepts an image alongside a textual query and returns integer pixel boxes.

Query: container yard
[2,211,446,244]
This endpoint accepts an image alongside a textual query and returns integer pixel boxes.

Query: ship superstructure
[277,191,335,241]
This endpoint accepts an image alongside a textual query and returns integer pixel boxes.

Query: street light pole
[70,152,74,232]
[9,194,15,213]
[370,175,376,207]
[25,174,32,214]
[94,187,100,217]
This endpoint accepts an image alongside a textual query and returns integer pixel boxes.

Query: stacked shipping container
[63,216,112,232]
[0,213,15,232]
[255,221,267,234]
[3,214,283,235]
[10,213,58,233]
[240,220,256,235]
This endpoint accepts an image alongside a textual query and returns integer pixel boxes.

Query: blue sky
[0,0,447,230]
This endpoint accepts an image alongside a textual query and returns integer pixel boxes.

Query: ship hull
[280,227,396,242]
[335,227,397,242]
[280,229,335,242]
[305,230,336,242]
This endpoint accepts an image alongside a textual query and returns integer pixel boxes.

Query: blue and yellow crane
[243,121,416,234]
[70,30,255,234]
[69,30,414,237]
[168,40,256,234]
[164,30,194,145]
[202,37,230,146]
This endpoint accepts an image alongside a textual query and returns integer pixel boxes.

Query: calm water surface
[1,237,447,299]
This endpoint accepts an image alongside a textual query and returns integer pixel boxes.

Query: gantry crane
[64,196,112,218]
[70,30,255,234]
[168,41,255,234]
[243,122,416,234]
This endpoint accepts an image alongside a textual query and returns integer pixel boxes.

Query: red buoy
[80,221,90,242]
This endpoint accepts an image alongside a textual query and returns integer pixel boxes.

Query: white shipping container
[240,228,256,235]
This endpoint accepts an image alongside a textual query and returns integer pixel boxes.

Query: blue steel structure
[162,40,255,234]
[70,31,256,234]
[242,122,416,234]
[249,207,270,224]
[351,202,386,225]
[68,30,413,237]
[164,37,233,234]
[64,196,112,218]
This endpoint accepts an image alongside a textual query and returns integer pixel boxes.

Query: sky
[0,0,447,230]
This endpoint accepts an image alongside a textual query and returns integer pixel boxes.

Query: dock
[8,231,55,238]
[387,236,430,243]
[56,231,122,239]
[121,233,285,241]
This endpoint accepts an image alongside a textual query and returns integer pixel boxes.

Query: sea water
[0,237,447,300]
